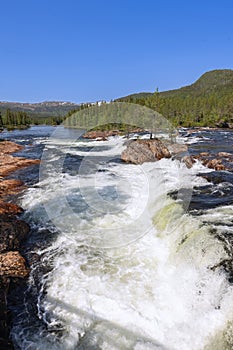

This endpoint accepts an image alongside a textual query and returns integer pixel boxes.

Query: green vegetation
[0,103,94,130]
[0,109,32,130]
[0,109,66,130]
[1,70,233,130]
[115,69,233,127]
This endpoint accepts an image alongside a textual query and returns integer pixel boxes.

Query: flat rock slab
[0,154,40,177]
[0,141,23,155]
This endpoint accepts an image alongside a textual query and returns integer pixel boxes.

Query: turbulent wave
[7,128,233,350]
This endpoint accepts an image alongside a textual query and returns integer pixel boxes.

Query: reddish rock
[0,179,25,198]
[0,141,23,154]
[0,140,34,346]
[168,143,188,156]
[0,201,23,215]
[83,130,120,139]
[182,155,196,168]
[199,152,210,157]
[217,152,232,158]
[121,139,171,164]
[206,159,226,171]
[0,154,40,177]
[0,252,29,278]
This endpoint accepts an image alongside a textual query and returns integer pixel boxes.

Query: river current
[1,126,233,350]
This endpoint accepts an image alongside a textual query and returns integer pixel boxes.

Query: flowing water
[1,126,233,350]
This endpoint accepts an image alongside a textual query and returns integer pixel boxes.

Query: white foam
[15,135,233,350]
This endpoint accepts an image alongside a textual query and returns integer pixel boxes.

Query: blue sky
[0,0,233,103]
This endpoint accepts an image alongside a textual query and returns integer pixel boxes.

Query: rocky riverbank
[121,138,233,171]
[0,140,40,349]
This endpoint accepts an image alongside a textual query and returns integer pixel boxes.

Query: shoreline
[0,140,40,349]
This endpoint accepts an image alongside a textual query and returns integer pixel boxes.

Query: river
[1,125,233,350]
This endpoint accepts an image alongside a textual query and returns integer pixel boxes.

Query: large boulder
[0,216,30,253]
[121,139,171,164]
[0,251,29,278]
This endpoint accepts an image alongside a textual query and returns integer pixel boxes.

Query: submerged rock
[121,139,171,164]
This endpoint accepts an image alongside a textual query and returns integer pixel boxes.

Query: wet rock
[0,179,25,198]
[82,130,119,139]
[0,251,29,278]
[0,140,34,347]
[0,216,30,253]
[217,152,232,158]
[167,143,188,156]
[0,215,30,347]
[0,154,40,177]
[0,141,23,154]
[0,276,12,347]
[121,139,171,164]
[206,159,226,171]
[96,136,108,141]
[0,201,23,215]
[182,155,196,169]
[0,337,13,350]
[199,152,210,157]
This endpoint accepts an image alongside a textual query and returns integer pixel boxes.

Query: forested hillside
[116,70,233,127]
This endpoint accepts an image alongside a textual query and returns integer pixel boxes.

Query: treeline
[117,90,233,127]
[0,109,66,129]
[0,109,32,127]
[0,103,96,130]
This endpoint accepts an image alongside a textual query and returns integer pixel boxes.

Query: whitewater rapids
[11,131,233,350]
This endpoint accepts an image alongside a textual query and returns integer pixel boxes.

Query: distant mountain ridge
[0,101,80,118]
